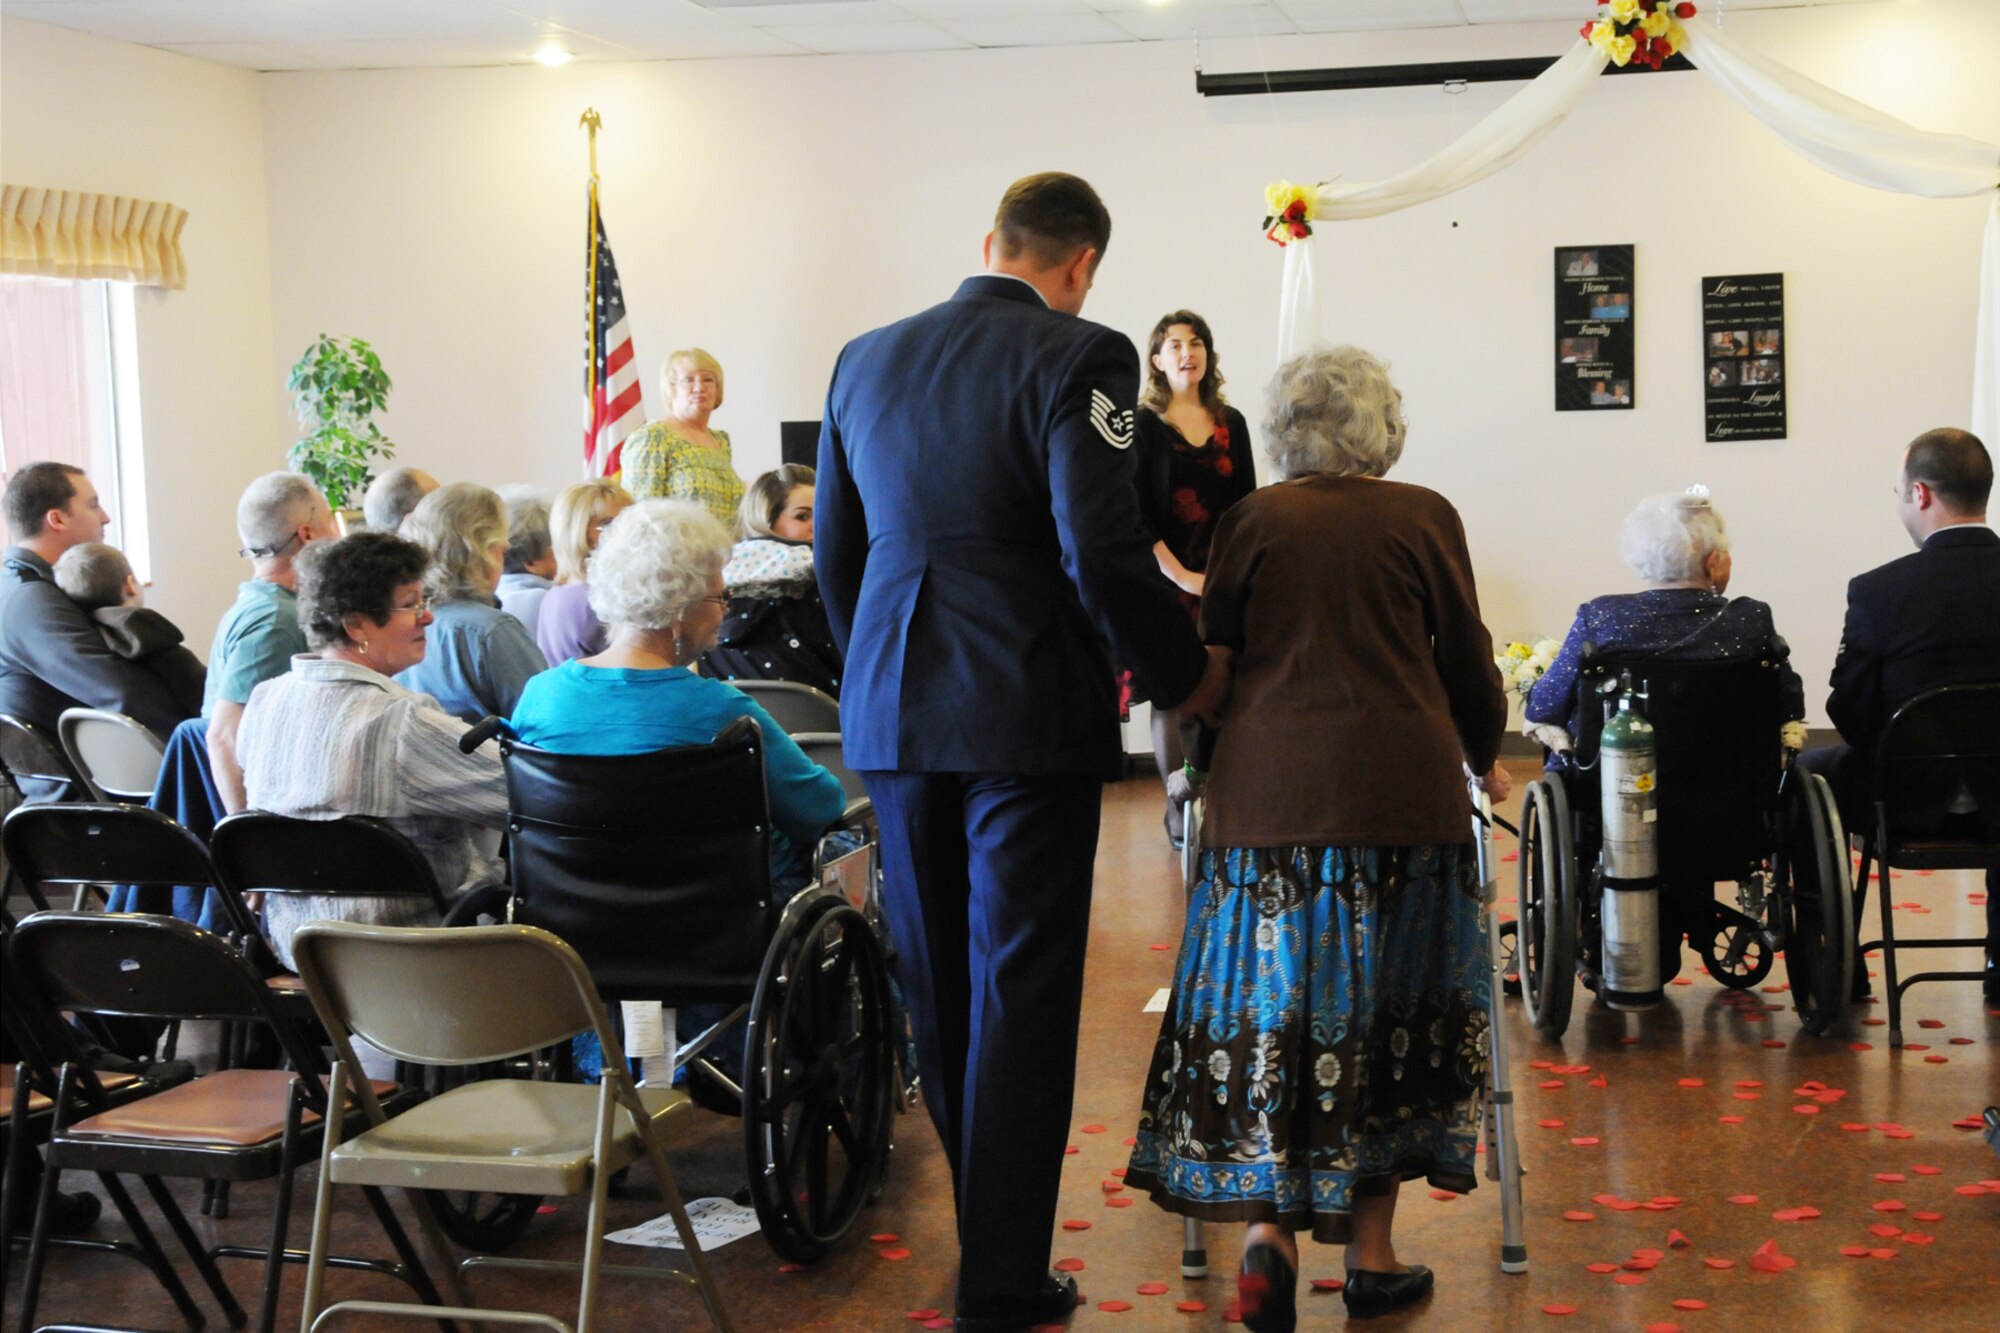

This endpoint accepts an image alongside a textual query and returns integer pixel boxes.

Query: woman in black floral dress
[1134,310,1257,846]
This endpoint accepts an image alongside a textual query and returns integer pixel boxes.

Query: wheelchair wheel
[1517,776,1578,1038]
[1699,906,1775,989]
[1777,770,1853,1035]
[744,893,897,1264]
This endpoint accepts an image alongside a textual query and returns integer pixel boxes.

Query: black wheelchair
[441,714,903,1264]
[1511,650,1853,1038]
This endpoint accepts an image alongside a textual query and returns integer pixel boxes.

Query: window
[0,274,148,578]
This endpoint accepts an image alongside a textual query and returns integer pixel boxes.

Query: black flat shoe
[954,1271,1078,1332]
[1237,1241,1297,1333]
[1342,1265,1434,1319]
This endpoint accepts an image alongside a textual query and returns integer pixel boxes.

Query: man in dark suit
[818,173,1227,1330]
[1,463,196,797]
[1799,428,2000,997]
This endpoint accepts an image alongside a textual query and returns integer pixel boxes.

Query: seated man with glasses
[236,529,507,972]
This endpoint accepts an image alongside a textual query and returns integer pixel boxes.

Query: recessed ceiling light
[533,46,573,67]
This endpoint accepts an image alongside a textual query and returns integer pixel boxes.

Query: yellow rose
[1608,0,1642,21]
[1639,9,1671,37]
[1264,179,1317,223]
[1606,33,1637,65]
[1660,22,1684,55]
[1588,19,1617,54]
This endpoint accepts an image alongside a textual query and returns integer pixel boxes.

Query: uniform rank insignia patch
[1089,389,1134,450]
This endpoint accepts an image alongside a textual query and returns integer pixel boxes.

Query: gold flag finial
[579,107,602,180]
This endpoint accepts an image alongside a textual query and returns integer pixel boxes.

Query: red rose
[1283,201,1305,221]
[1213,453,1234,479]
[1170,487,1205,524]
[1676,3,1696,18]
[1212,423,1231,450]
[1640,0,1656,12]
[1579,20,1593,38]
[1289,221,1308,238]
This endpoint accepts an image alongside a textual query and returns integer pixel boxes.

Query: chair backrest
[500,715,774,1003]
[1872,681,2000,845]
[1,803,255,934]
[1574,651,1787,881]
[729,680,839,736]
[291,921,607,1068]
[8,911,325,1079]
[791,731,866,804]
[210,811,449,912]
[0,714,86,801]
[58,708,166,802]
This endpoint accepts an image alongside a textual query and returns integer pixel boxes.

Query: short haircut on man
[237,472,322,555]
[503,495,553,573]
[52,542,133,611]
[4,461,83,541]
[992,172,1111,271]
[1904,427,1992,514]
[363,466,434,533]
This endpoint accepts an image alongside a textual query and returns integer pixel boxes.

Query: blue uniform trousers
[861,770,1101,1306]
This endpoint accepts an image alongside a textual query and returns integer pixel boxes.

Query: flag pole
[581,108,602,418]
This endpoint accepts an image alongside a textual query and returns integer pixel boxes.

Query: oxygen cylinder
[1598,671,1663,1010]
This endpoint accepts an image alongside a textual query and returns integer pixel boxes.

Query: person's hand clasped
[1466,760,1512,806]
[1176,645,1233,724]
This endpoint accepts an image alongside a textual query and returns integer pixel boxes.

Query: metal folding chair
[57,708,167,804]
[726,680,839,736]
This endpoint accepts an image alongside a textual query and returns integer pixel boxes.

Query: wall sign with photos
[1554,245,1635,412]
[1701,273,1786,442]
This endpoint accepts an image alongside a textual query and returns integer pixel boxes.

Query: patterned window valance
[1,184,187,289]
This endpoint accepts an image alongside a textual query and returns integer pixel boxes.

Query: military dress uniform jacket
[816,275,1207,777]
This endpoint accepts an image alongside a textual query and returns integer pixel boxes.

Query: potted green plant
[287,334,396,523]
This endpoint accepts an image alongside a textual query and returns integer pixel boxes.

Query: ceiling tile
[295,0,551,41]
[762,17,970,52]
[1453,0,1575,21]
[704,0,908,26]
[34,0,388,46]
[1105,2,1300,41]
[930,11,1132,47]
[155,39,329,69]
[1276,0,1462,33]
[892,0,1096,17]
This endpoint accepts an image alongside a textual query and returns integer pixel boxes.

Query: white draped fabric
[1274,18,2000,431]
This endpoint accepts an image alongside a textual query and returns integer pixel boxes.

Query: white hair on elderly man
[237,472,323,555]
[1619,489,1730,585]
[586,498,732,631]
[1261,345,1407,482]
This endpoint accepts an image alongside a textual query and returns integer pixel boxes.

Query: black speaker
[780,420,820,468]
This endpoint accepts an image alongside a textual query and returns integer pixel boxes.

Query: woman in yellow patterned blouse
[620,347,745,524]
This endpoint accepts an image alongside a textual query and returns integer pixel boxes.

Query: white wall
[1,17,283,642]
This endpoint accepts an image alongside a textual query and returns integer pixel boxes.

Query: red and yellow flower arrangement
[1582,0,1696,70]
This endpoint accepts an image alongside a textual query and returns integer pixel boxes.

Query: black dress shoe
[954,1271,1078,1332]
[1237,1241,1297,1333]
[1342,1265,1434,1319]
[45,1189,102,1236]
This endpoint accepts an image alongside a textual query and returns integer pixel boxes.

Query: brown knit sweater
[1198,474,1507,849]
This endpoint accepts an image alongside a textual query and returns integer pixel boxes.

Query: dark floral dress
[1124,843,1490,1241]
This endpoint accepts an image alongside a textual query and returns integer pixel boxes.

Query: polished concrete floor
[6,767,1996,1332]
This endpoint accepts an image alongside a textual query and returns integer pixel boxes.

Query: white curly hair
[1619,489,1729,584]
[1262,346,1407,481]
[586,499,732,631]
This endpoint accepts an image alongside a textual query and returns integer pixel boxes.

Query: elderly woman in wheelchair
[1509,490,1851,1040]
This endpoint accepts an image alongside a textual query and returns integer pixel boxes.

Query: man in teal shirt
[204,473,334,811]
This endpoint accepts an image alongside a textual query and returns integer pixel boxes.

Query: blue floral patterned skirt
[1125,844,1490,1243]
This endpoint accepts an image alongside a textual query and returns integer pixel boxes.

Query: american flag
[584,180,644,478]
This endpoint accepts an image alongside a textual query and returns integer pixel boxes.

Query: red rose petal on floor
[1677,1078,1705,1088]
[924,1321,952,1331]
[906,1311,941,1322]
[1733,1092,1763,1101]
[1793,1104,1821,1115]
[1667,1229,1691,1249]
[1849,1042,1874,1051]
[1672,1299,1708,1311]
[1911,1165,1942,1175]
[1650,1197,1682,1207]
[1923,1055,1949,1064]
[1539,1080,1567,1090]
[1761,1039,1787,1049]
[1136,1282,1170,1296]
[1771,1208,1806,1222]
[1054,1258,1086,1272]
[1840,1245,1871,1258]
[1916,1019,1944,1029]
[1101,1181,1125,1194]
[1671,977,1693,986]
[1110,1167,1128,1178]
[1530,1059,1554,1069]
[1727,1195,1759,1205]
[1913,1210,1944,1222]
[1614,1273,1647,1285]
[1868,1222,1902,1238]
[1748,1240,1796,1272]
[1429,1189,1457,1202]
[536,1204,559,1214]
[879,1247,912,1261]
[1863,1017,1886,1026]
[1124,1136,1138,1146]
[1903,1043,1931,1052]
[1062,1219,1092,1231]
[1624,1259,1657,1272]
[1176,1299,1208,1312]
[1645,1325,1683,1333]
[870,1233,901,1243]
[1150,943,1171,951]
[1873,1200,1907,1212]
[1840,1123,1871,1132]
[1105,1196,1136,1208]
[1949,1036,1974,1045]
[1571,1136,1601,1146]
[1632,1248,1665,1260]
[1542,1304,1579,1316]
[1869,1248,1898,1260]
[1079,1124,1107,1134]
[1901,1233,1935,1245]
[1883,1128,1915,1140]
[1719,1115,1746,1125]
[1702,1257,1735,1270]
[1563,1210,1596,1222]
[1736,1079,1765,1088]
[1876,1173,1907,1183]
[1953,1184,1989,1197]
[778,1263,804,1273]
[1064,1145,1080,1155]
[1589,1076,1609,1088]
[1538,1118,1566,1129]
[1097,1301,1133,1313]
[1308,1278,1344,1292]
[1586,1263,1619,1274]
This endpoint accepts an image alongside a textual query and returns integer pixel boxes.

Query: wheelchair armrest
[836,796,874,830]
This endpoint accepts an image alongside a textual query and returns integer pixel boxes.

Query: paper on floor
[605,1196,761,1250]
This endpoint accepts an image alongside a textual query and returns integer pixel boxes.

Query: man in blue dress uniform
[818,173,1228,1330]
